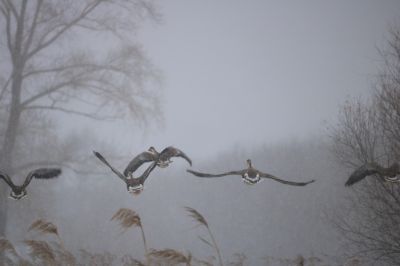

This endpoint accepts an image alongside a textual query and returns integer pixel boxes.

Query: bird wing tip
[345,180,353,186]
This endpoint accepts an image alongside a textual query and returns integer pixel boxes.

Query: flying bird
[345,162,400,186]
[187,159,314,186]
[123,146,192,177]
[0,168,62,200]
[93,151,157,193]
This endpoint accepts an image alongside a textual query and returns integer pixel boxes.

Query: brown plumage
[93,151,156,193]
[157,146,192,168]
[0,168,61,200]
[123,147,159,177]
[187,159,314,186]
[123,146,192,177]
[345,162,400,186]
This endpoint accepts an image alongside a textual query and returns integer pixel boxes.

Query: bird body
[243,168,261,184]
[345,162,400,186]
[123,146,192,177]
[187,159,314,186]
[158,146,192,168]
[93,151,156,193]
[0,168,62,200]
[123,147,159,177]
[94,146,191,193]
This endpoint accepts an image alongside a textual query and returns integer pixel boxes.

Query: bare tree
[330,27,400,265]
[0,0,162,236]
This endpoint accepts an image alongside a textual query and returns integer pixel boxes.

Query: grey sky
[66,1,400,160]
[6,2,400,264]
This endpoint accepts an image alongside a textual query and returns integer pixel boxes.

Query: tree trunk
[1,79,22,170]
[0,186,7,237]
[0,67,24,237]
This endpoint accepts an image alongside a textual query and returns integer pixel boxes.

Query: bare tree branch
[0,74,11,102]
[23,105,118,121]
[0,0,162,236]
[26,0,101,60]
[22,0,43,59]
[2,2,14,59]
[2,0,18,20]
[329,26,400,264]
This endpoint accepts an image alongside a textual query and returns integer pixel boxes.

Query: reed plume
[184,207,223,266]
[28,219,72,264]
[17,259,33,266]
[52,241,76,266]
[111,208,149,265]
[121,254,146,266]
[0,237,21,265]
[80,249,116,266]
[24,240,56,266]
[0,238,17,256]
[228,253,247,266]
[191,257,213,266]
[111,208,142,229]
[28,219,59,236]
[148,248,191,265]
[193,259,213,266]
[184,207,208,227]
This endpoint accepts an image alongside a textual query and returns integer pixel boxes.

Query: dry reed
[28,219,59,236]
[194,259,214,266]
[121,254,146,266]
[0,238,17,255]
[52,241,76,266]
[17,259,34,266]
[0,237,21,265]
[148,248,191,265]
[184,207,208,228]
[228,253,247,266]
[111,208,142,230]
[184,207,223,266]
[111,208,149,265]
[24,240,56,266]
[191,257,213,266]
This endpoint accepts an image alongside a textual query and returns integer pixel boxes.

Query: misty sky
[6,2,400,264]
[67,1,400,160]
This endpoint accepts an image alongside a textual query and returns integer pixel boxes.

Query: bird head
[9,188,27,200]
[246,159,252,168]
[148,146,158,154]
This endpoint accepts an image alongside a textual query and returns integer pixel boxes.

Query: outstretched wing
[93,151,126,181]
[0,171,15,189]
[259,171,315,186]
[123,151,157,177]
[186,169,245,178]
[22,168,62,189]
[137,161,158,184]
[345,163,379,186]
[161,147,192,166]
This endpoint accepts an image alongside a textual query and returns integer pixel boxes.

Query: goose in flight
[93,151,157,193]
[123,146,192,178]
[0,168,62,200]
[345,162,400,186]
[187,159,314,186]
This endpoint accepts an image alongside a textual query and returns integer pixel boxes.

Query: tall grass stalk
[111,208,149,265]
[184,207,223,266]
